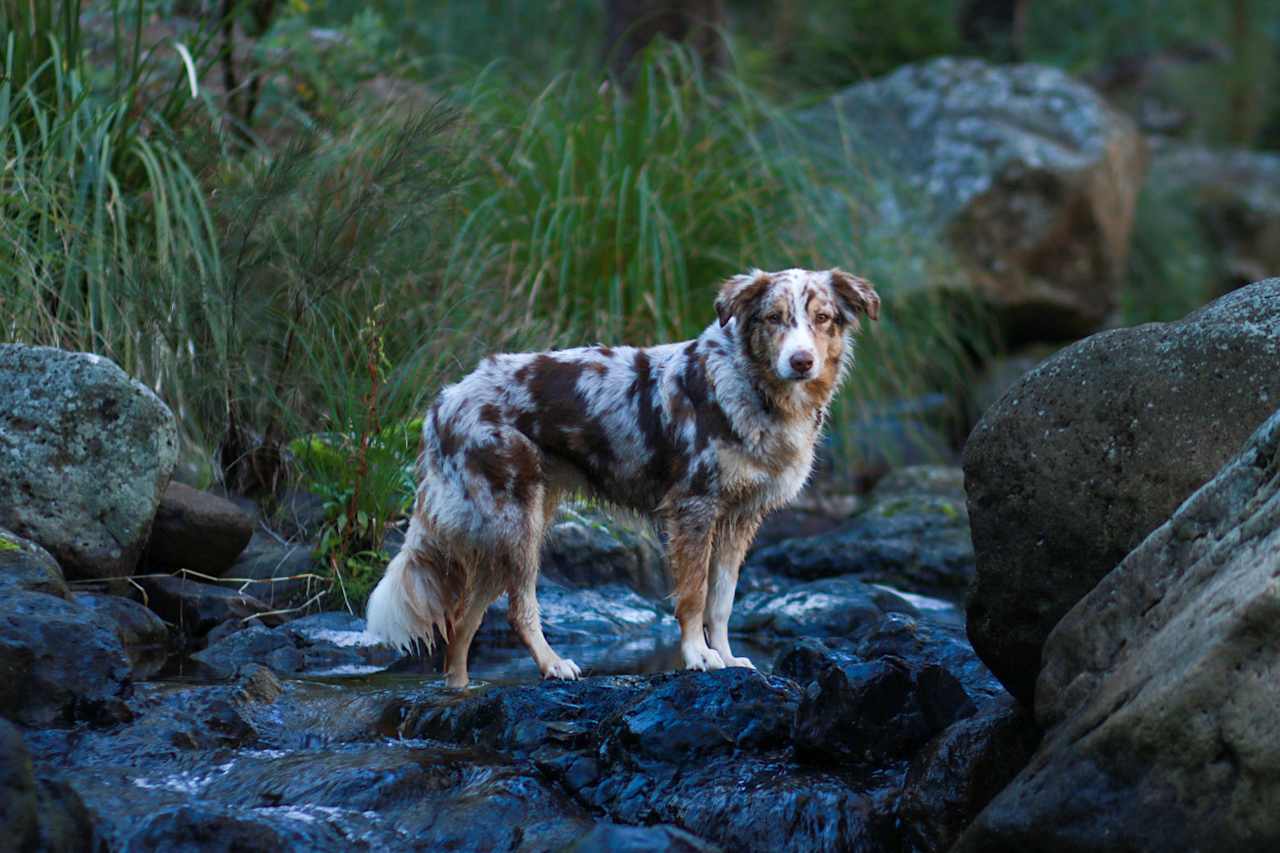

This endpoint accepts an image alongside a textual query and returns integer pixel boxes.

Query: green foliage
[1122,182,1217,325]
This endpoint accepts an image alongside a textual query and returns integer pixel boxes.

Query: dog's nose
[789,351,814,375]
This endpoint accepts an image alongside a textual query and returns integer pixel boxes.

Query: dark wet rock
[193,613,403,679]
[958,407,1280,852]
[897,695,1039,853]
[137,575,279,639]
[799,58,1146,341]
[72,592,170,679]
[226,533,325,611]
[145,481,254,577]
[748,466,974,601]
[0,590,131,726]
[542,506,668,598]
[566,822,721,852]
[0,345,178,581]
[0,527,69,599]
[122,804,360,853]
[964,277,1280,703]
[730,575,918,639]
[0,718,100,852]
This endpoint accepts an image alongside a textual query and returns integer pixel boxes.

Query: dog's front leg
[705,516,761,669]
[667,504,725,672]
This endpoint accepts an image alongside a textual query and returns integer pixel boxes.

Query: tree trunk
[603,0,727,81]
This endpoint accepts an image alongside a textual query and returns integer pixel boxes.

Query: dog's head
[715,268,879,385]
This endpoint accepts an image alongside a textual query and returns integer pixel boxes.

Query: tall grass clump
[0,0,222,388]
[449,45,981,469]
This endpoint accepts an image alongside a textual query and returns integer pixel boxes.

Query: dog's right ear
[715,271,773,327]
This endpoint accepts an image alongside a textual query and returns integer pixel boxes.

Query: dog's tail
[366,515,452,653]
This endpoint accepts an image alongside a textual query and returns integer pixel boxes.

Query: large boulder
[964,279,1280,703]
[0,718,99,851]
[799,57,1146,341]
[957,406,1280,851]
[145,482,254,577]
[541,506,667,598]
[0,346,178,580]
[1147,139,1280,293]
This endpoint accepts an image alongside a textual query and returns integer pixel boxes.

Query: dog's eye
[815,312,831,324]
[766,313,784,325]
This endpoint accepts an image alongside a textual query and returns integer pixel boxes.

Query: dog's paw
[682,644,726,672]
[722,655,755,669]
[543,657,581,680]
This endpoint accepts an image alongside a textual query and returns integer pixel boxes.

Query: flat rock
[137,576,278,639]
[964,278,1280,702]
[748,466,974,601]
[541,506,668,598]
[0,345,178,580]
[72,592,170,680]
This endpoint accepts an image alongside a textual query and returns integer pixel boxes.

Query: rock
[225,534,324,611]
[477,577,668,647]
[957,406,1280,852]
[145,482,254,577]
[0,590,131,725]
[122,804,357,852]
[1147,139,1280,292]
[192,612,403,678]
[838,403,959,489]
[964,278,1280,703]
[542,506,668,598]
[0,345,178,580]
[0,527,69,599]
[137,576,278,639]
[0,718,99,852]
[965,345,1058,422]
[747,466,974,601]
[731,575,919,639]
[896,695,1040,853]
[799,58,1145,341]
[72,593,170,680]
[566,823,721,852]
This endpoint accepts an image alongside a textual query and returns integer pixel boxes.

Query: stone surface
[800,57,1146,341]
[0,527,69,599]
[227,533,325,611]
[137,576,278,639]
[0,345,178,581]
[145,481,254,577]
[748,466,974,601]
[0,590,132,725]
[192,612,403,678]
[1148,139,1280,292]
[541,506,668,599]
[730,575,918,639]
[958,406,1280,852]
[72,592,170,680]
[0,718,99,852]
[964,278,1280,703]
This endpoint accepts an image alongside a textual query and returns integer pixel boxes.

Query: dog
[366,268,879,686]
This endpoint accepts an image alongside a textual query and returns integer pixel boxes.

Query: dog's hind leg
[705,516,761,669]
[444,590,494,688]
[668,503,725,672]
[508,488,580,680]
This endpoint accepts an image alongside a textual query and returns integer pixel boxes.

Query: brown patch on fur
[803,287,846,407]
[594,346,615,358]
[432,405,462,458]
[829,270,881,323]
[587,362,608,376]
[678,351,737,450]
[478,403,504,425]
[715,272,773,327]
[517,356,615,479]
[630,351,687,491]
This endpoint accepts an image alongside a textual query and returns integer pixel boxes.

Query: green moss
[0,536,21,552]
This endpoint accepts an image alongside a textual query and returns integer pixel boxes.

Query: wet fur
[366,268,879,685]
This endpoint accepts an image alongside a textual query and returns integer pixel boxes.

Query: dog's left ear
[715,270,773,327]
[829,270,881,324]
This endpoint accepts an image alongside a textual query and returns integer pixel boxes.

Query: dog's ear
[829,269,880,324]
[715,271,773,327]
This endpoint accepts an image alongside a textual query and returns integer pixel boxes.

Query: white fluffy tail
[365,521,450,653]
